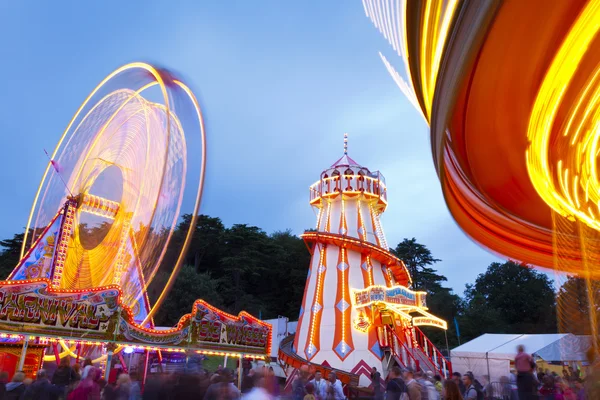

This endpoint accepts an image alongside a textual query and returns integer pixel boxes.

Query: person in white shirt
[242,373,273,400]
[309,371,327,400]
[326,372,345,400]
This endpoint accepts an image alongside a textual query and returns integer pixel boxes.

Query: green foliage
[392,238,441,290]
[154,265,224,326]
[0,233,24,279]
[393,238,461,348]
[148,216,310,326]
[459,261,557,341]
[556,275,600,335]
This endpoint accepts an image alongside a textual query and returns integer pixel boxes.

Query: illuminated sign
[0,280,118,338]
[412,316,447,330]
[353,285,425,308]
[192,301,270,352]
[0,280,272,356]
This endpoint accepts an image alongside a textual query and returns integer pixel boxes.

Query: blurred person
[174,372,202,400]
[371,367,382,400]
[128,372,141,400]
[574,379,585,400]
[68,366,101,400]
[0,371,8,398]
[25,369,63,400]
[443,379,463,400]
[113,373,130,400]
[242,372,272,400]
[53,357,76,396]
[462,373,480,400]
[141,374,164,400]
[309,371,327,400]
[452,372,466,396]
[415,371,434,400]
[6,371,26,400]
[404,368,422,400]
[325,372,344,400]
[241,369,255,394]
[81,359,94,380]
[508,369,517,386]
[539,375,561,400]
[204,369,239,400]
[556,377,575,400]
[71,365,81,384]
[385,366,407,400]
[261,367,279,398]
[303,382,315,400]
[293,366,309,400]
[481,375,493,399]
[515,345,535,400]
[433,375,442,397]
[568,366,580,381]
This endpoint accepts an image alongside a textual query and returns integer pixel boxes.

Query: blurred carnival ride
[0,63,271,381]
[362,0,600,357]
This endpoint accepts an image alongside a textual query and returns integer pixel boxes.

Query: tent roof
[452,334,523,354]
[534,335,591,362]
[451,333,576,360]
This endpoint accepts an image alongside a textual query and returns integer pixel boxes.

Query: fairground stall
[0,278,271,383]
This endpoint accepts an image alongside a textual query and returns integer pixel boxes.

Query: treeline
[1,215,582,348]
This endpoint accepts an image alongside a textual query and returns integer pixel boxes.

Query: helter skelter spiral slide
[8,62,206,360]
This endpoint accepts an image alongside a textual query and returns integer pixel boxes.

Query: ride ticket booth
[0,340,46,380]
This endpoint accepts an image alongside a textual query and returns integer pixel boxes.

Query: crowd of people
[0,346,596,400]
[0,358,285,400]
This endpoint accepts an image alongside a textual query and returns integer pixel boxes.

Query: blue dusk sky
[0,1,504,294]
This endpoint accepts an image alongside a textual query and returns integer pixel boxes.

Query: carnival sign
[0,279,119,338]
[0,279,272,356]
[353,285,425,308]
[191,300,271,354]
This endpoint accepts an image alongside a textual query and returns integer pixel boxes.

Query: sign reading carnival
[0,280,118,338]
[0,279,272,356]
[353,285,426,308]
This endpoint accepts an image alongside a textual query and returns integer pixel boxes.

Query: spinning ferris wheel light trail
[12,62,206,335]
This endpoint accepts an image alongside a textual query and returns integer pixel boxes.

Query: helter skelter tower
[289,135,450,385]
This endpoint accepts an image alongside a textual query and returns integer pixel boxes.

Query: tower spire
[344,133,348,155]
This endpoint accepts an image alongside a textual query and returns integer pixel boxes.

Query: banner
[191,300,271,354]
[0,280,119,339]
[353,285,426,308]
[0,280,272,356]
[412,316,448,330]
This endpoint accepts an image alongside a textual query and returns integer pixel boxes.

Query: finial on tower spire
[344,133,348,155]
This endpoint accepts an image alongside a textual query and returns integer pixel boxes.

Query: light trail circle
[22,62,206,325]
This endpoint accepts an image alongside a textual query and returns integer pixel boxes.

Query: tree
[220,224,273,313]
[0,232,26,279]
[392,238,441,290]
[154,264,224,326]
[393,238,461,348]
[460,261,557,340]
[556,276,600,335]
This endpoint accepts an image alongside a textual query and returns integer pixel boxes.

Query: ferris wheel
[20,63,206,327]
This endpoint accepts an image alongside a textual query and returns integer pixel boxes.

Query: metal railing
[411,326,452,378]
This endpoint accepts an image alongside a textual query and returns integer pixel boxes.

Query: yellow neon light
[526,0,600,231]
[307,245,326,355]
[413,312,448,330]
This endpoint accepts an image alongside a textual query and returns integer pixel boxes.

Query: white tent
[450,333,587,382]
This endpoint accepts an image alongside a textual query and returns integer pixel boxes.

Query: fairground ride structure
[0,63,272,381]
[279,136,450,388]
[362,0,600,349]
